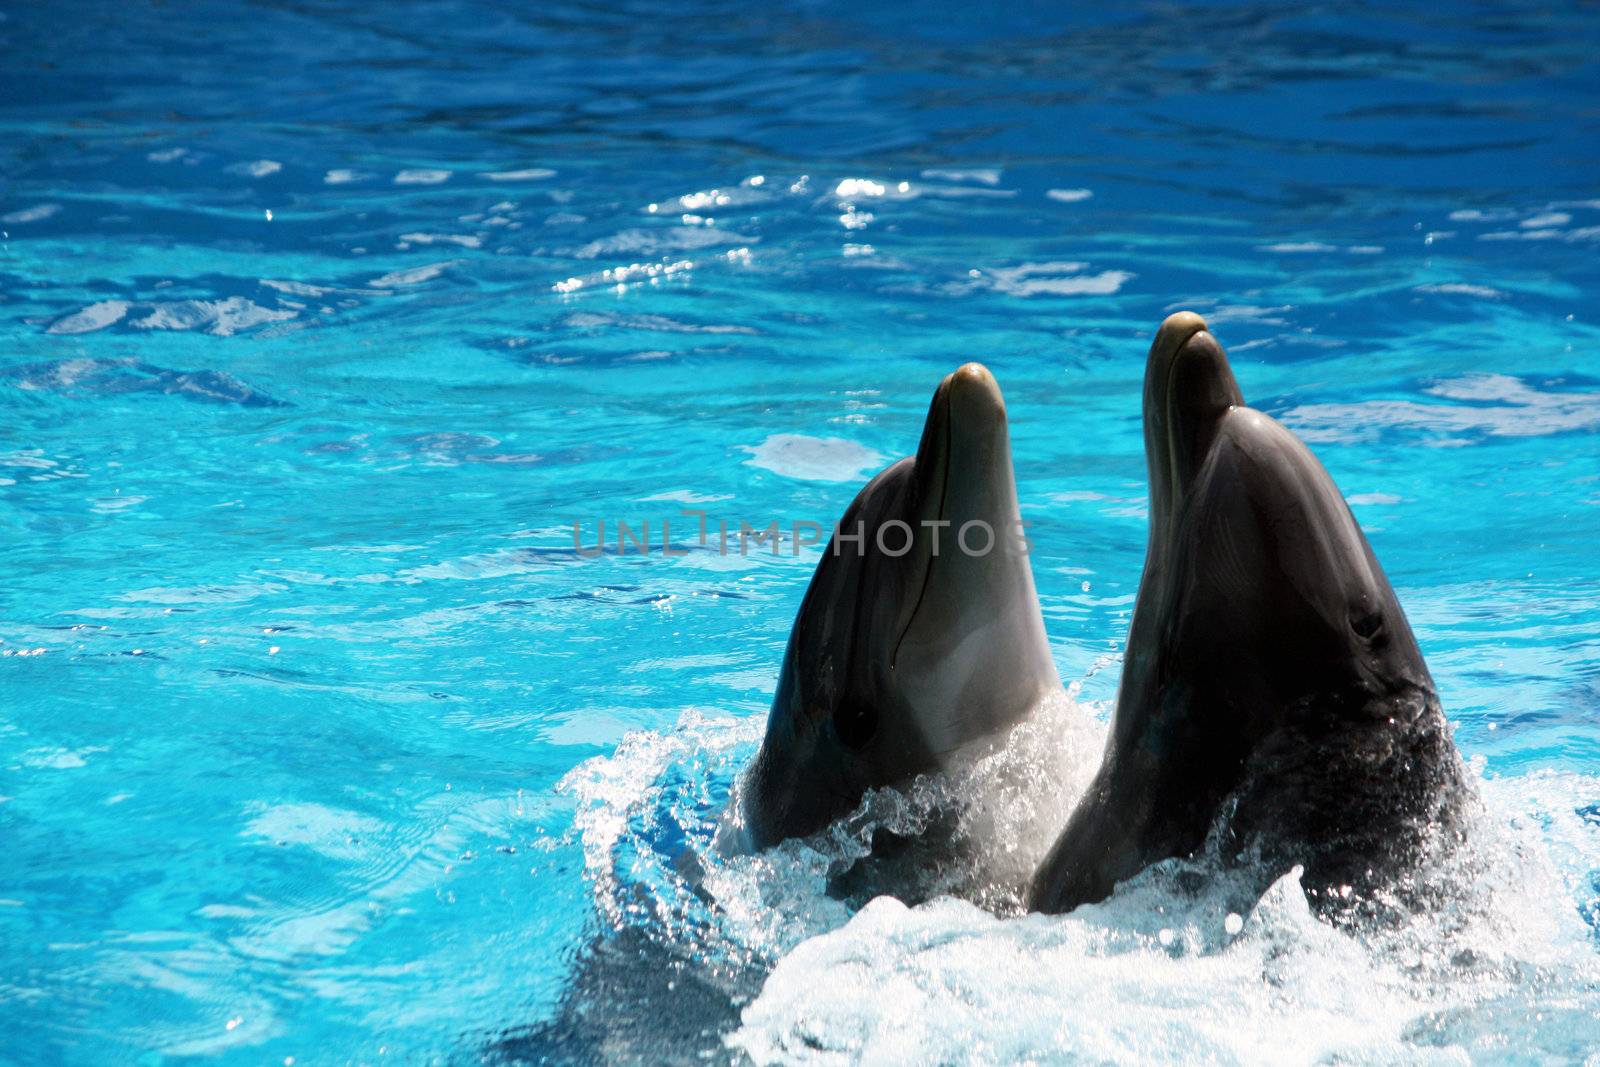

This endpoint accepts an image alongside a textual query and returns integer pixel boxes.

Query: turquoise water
[3,1,1600,1063]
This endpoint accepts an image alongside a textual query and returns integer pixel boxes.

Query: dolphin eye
[833,701,877,749]
[1350,610,1384,640]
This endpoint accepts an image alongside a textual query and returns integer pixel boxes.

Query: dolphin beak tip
[1152,312,1211,364]
[1161,310,1208,335]
[1147,314,1216,404]
[947,361,1006,423]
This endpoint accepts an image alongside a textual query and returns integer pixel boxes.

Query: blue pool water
[3,1,1600,1062]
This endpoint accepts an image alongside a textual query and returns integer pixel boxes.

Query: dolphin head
[1032,313,1462,914]
[1139,313,1430,713]
[736,363,1058,850]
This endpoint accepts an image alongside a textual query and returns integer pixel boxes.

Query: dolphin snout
[1170,329,1239,411]
[1152,310,1210,367]
[945,361,1006,431]
[1153,312,1235,407]
[1144,311,1246,539]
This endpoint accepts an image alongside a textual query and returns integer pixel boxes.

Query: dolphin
[724,363,1060,853]
[497,366,1060,1064]
[1030,312,1470,918]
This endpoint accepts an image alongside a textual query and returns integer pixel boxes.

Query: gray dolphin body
[1031,313,1470,917]
[727,363,1059,852]
[498,367,1061,1065]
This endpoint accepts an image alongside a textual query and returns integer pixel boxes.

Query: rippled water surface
[3,1,1599,1063]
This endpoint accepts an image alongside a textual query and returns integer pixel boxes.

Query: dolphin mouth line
[1163,334,1190,516]
[1158,319,1238,532]
[889,379,952,671]
[1162,322,1211,509]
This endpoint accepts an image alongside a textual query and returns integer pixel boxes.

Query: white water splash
[559,692,1101,953]
[731,772,1600,1065]
[556,693,1600,1065]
